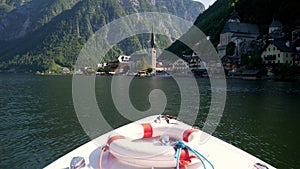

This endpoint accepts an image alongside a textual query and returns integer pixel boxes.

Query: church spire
[149,26,156,72]
[228,9,240,23]
[150,27,155,48]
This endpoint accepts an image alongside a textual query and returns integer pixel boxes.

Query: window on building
[278,54,280,58]
[268,48,270,51]
[278,60,280,63]
[273,47,275,51]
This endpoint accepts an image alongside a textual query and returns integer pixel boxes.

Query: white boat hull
[44,115,276,169]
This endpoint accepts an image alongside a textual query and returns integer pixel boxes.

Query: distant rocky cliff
[0,0,204,72]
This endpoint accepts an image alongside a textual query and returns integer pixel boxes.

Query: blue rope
[171,140,214,169]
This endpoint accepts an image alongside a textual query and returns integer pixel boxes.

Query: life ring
[105,118,202,168]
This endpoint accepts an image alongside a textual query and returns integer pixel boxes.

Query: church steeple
[150,28,156,49]
[228,9,240,23]
[149,27,156,72]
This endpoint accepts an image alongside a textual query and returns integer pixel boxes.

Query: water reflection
[0,75,299,168]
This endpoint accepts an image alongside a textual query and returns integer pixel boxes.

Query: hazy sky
[194,0,216,9]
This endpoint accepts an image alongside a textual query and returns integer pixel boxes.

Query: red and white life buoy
[105,118,202,168]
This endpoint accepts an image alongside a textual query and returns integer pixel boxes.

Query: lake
[0,74,299,168]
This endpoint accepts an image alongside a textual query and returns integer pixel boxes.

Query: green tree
[137,57,148,71]
[226,42,236,56]
[240,54,250,65]
[247,43,263,69]
[146,67,153,74]
[274,64,299,80]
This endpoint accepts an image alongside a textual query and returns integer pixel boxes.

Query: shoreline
[1,71,299,82]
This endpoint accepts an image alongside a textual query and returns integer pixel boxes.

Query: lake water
[0,74,299,168]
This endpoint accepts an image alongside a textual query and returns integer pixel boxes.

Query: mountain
[166,0,300,56]
[0,0,32,19]
[0,0,204,73]
[0,0,81,41]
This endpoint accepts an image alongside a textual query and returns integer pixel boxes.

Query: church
[118,31,157,74]
[217,10,260,58]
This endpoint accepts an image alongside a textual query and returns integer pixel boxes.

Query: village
[75,10,300,80]
[218,10,300,80]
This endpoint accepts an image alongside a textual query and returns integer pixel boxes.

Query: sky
[194,0,216,9]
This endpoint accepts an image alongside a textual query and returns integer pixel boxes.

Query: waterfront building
[171,58,190,74]
[128,31,157,73]
[105,31,157,74]
[268,19,285,40]
[182,53,207,69]
[62,67,71,74]
[261,40,299,65]
[217,10,260,58]
[269,19,283,34]
[261,19,300,67]
[118,55,131,63]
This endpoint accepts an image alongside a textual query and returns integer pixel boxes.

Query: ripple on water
[1,76,300,168]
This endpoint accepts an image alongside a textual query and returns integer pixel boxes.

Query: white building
[118,55,131,63]
[128,31,157,73]
[217,10,260,58]
[171,58,190,74]
[261,40,297,65]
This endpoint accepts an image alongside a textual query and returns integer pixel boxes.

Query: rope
[171,140,214,169]
[98,146,108,169]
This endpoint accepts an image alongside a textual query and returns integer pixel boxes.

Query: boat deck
[44,115,276,169]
